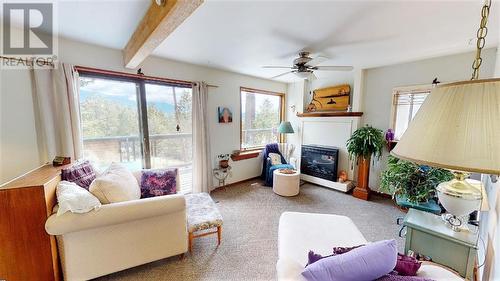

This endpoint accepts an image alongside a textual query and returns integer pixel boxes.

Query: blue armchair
[261,143,297,186]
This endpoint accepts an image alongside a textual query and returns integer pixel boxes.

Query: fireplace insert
[300,145,339,182]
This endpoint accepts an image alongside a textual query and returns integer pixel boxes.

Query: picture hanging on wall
[218,107,233,123]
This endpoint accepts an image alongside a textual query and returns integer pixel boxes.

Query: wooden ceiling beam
[123,0,204,69]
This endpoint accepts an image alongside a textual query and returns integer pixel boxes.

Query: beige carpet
[96,180,405,281]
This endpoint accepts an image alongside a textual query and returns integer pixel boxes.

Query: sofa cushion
[61,160,96,190]
[140,169,177,198]
[56,181,101,216]
[89,163,140,204]
[301,239,398,281]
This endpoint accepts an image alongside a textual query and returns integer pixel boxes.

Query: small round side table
[273,169,300,196]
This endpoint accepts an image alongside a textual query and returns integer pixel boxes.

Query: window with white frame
[391,87,431,140]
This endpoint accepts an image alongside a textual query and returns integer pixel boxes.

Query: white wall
[0,69,44,182]
[362,48,497,191]
[478,44,500,281]
[0,36,287,186]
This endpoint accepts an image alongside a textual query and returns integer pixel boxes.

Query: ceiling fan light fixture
[294,71,311,79]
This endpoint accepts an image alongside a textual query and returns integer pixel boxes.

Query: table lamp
[392,0,499,232]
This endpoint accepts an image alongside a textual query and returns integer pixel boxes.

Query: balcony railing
[83,133,193,191]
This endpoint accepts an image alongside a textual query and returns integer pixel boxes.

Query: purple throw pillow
[332,245,364,255]
[61,160,96,190]
[302,239,398,281]
[307,245,363,266]
[395,253,421,276]
[140,169,177,198]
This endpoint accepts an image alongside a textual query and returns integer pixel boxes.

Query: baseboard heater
[300,145,354,192]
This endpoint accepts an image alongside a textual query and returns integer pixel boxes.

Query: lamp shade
[278,121,294,134]
[392,78,500,175]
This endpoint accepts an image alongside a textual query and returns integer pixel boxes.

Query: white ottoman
[277,212,367,281]
[273,169,300,196]
[276,212,465,281]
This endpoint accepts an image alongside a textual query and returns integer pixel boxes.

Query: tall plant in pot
[346,125,385,200]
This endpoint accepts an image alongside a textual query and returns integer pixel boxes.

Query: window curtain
[192,81,213,193]
[31,63,82,163]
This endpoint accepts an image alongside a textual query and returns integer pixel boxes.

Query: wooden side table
[403,208,478,280]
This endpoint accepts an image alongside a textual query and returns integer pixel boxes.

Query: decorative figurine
[338,170,348,183]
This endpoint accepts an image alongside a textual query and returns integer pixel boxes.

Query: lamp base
[441,213,471,232]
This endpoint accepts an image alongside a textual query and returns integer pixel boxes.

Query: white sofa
[277,212,464,281]
[45,177,188,280]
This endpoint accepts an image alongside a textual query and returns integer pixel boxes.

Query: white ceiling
[8,0,499,82]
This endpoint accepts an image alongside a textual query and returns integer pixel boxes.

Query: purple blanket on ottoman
[377,274,435,281]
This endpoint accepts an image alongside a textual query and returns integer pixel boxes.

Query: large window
[79,72,193,191]
[391,86,431,140]
[240,87,284,150]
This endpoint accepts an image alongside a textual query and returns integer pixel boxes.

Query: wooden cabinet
[0,164,69,281]
[403,208,478,280]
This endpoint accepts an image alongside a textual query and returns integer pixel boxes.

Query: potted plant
[380,155,453,206]
[346,125,385,200]
[217,154,230,169]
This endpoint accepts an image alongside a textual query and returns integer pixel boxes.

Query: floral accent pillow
[140,169,177,198]
[268,153,283,165]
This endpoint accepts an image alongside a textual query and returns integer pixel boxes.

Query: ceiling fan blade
[315,66,354,71]
[270,71,293,79]
[305,56,329,67]
[262,66,292,69]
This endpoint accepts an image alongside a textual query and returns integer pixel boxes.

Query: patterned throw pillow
[268,153,283,165]
[61,160,97,190]
[140,169,177,198]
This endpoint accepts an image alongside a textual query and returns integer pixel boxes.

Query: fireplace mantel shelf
[296,112,363,117]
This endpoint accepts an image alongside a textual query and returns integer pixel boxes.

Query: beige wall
[361,48,497,191]
[0,36,286,186]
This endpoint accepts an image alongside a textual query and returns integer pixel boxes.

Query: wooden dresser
[0,164,69,281]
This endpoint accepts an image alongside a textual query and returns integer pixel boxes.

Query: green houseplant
[346,125,385,200]
[380,155,454,204]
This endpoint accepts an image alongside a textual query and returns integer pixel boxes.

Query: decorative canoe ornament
[306,84,351,112]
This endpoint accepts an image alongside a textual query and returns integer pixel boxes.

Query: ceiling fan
[262,51,353,80]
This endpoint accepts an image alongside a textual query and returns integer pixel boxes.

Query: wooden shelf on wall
[231,150,261,161]
[296,111,363,117]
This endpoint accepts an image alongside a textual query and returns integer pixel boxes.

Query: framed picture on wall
[218,107,233,123]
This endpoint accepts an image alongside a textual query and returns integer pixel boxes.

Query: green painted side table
[403,209,478,280]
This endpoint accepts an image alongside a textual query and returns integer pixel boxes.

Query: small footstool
[185,192,223,252]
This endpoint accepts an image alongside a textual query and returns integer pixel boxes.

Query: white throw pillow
[269,153,283,165]
[56,181,101,216]
[89,163,141,204]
